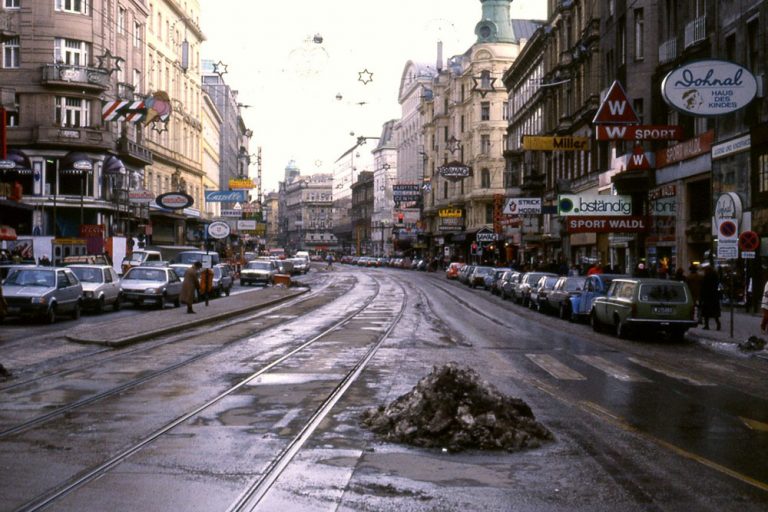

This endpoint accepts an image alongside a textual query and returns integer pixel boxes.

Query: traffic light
[397,213,404,224]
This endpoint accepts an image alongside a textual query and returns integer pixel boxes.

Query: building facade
[372,120,397,257]
[282,173,335,254]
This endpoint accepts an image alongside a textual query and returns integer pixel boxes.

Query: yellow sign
[438,208,463,218]
[522,136,590,151]
[228,178,255,189]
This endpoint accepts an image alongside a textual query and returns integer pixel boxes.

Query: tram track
[13,273,406,512]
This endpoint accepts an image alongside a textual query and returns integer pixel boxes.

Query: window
[481,168,490,188]
[759,154,768,194]
[618,19,626,66]
[133,69,141,94]
[634,8,644,60]
[481,101,490,121]
[443,181,448,199]
[485,203,494,224]
[54,38,89,65]
[747,19,760,72]
[117,6,125,34]
[55,96,90,127]
[481,134,491,154]
[55,0,89,14]
[4,0,20,8]
[502,101,509,121]
[2,37,19,68]
[134,21,142,48]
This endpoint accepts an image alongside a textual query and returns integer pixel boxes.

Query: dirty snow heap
[361,363,553,452]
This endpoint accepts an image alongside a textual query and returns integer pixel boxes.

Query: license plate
[653,306,674,315]
[7,307,20,314]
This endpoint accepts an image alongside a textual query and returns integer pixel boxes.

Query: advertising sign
[156,192,193,210]
[592,80,640,124]
[661,60,758,116]
[438,208,463,218]
[237,220,257,231]
[595,125,683,141]
[207,221,231,239]
[655,131,713,167]
[476,231,498,242]
[228,178,255,189]
[558,194,632,216]
[712,134,751,160]
[503,197,541,215]
[220,209,242,217]
[522,136,589,151]
[393,184,421,202]
[438,217,464,232]
[566,216,648,233]
[204,190,247,202]
[128,190,154,204]
[438,162,471,178]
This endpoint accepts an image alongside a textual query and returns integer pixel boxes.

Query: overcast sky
[199,0,547,193]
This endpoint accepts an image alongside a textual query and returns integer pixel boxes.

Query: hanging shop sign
[661,60,758,116]
[522,136,589,151]
[438,161,471,178]
[566,216,648,233]
[438,217,464,232]
[595,125,684,141]
[156,192,193,210]
[503,197,541,215]
[714,192,743,224]
[711,134,751,160]
[204,189,247,202]
[557,194,632,216]
[655,130,713,167]
[228,178,255,189]
[128,190,154,204]
[438,208,463,218]
[236,220,257,231]
[592,80,640,124]
[207,221,231,239]
[476,228,498,242]
[392,184,421,202]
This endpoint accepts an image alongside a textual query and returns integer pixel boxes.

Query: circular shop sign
[207,221,231,239]
[156,192,194,210]
[661,59,757,117]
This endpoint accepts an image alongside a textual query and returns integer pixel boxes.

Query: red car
[446,262,465,279]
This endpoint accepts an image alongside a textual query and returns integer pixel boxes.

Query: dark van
[173,251,220,266]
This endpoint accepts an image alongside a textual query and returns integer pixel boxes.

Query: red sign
[592,81,640,125]
[626,146,652,170]
[738,230,759,251]
[79,224,105,238]
[656,130,714,168]
[595,125,683,141]
[566,216,648,233]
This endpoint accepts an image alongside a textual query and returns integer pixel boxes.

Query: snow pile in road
[361,363,553,452]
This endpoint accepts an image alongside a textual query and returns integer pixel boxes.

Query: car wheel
[158,294,166,309]
[72,302,81,320]
[95,297,105,314]
[46,305,57,324]
[590,311,602,332]
[113,294,122,311]
[559,303,570,321]
[225,286,231,297]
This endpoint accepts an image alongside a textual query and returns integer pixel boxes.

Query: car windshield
[125,269,166,281]
[127,253,146,264]
[475,267,493,275]
[5,268,55,287]
[246,261,273,271]
[640,283,687,303]
[71,267,103,283]
[171,267,187,278]
[564,277,586,291]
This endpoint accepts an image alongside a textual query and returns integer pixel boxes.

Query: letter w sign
[592,81,640,125]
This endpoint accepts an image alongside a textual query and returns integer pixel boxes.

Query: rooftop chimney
[436,41,443,71]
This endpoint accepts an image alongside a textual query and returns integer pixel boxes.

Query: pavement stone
[66,285,309,347]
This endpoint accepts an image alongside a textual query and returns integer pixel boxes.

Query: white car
[240,260,276,286]
[120,266,182,309]
[69,264,123,313]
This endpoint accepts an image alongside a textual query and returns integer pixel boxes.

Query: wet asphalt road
[0,265,767,511]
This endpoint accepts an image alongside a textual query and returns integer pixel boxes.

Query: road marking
[526,354,586,380]
[576,355,651,382]
[740,416,768,432]
[628,357,715,386]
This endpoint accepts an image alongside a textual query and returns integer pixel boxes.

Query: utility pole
[256,146,262,205]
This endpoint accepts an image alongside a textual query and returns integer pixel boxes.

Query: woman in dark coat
[181,261,202,313]
[700,265,721,330]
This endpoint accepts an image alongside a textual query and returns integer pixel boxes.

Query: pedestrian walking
[687,264,703,324]
[181,261,202,314]
[700,264,721,331]
[199,266,214,306]
[326,254,334,269]
[761,279,768,334]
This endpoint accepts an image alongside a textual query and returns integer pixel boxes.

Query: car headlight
[31,297,48,304]
[145,288,159,294]
[84,291,94,298]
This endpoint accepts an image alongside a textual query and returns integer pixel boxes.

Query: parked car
[517,272,557,307]
[590,278,697,340]
[529,275,560,311]
[445,262,465,280]
[240,260,277,286]
[211,264,234,297]
[569,273,628,322]
[468,266,494,288]
[546,276,587,320]
[500,271,523,300]
[290,257,309,274]
[276,259,295,275]
[69,264,122,313]
[485,268,511,293]
[120,266,182,309]
[457,265,476,284]
[121,250,163,274]
[1,266,83,323]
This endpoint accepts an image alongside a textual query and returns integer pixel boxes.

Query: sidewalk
[67,286,309,347]
[686,306,768,359]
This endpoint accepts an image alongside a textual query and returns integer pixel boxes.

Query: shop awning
[0,149,32,174]
[0,225,17,241]
[61,151,94,173]
[103,155,126,175]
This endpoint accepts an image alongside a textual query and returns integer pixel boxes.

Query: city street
[1,265,767,511]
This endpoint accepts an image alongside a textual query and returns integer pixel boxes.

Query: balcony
[41,64,110,91]
[684,15,707,49]
[0,13,19,39]
[659,38,678,64]
[33,125,114,150]
[117,137,153,166]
